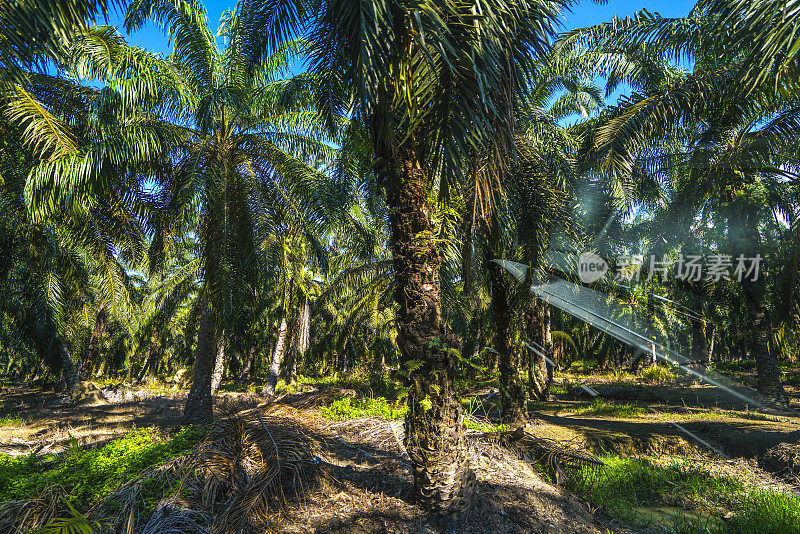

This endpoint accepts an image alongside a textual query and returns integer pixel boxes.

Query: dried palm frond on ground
[135,498,208,534]
[97,454,192,531]
[278,388,356,410]
[191,409,320,533]
[468,425,604,485]
[321,417,408,462]
[0,485,65,533]
[760,442,800,483]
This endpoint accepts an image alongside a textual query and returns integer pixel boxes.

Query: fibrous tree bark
[263,317,288,397]
[385,149,475,514]
[183,303,217,424]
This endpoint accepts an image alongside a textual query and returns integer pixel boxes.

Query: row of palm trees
[2,0,800,514]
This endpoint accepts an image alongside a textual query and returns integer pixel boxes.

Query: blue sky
[107,0,697,57]
[103,0,696,109]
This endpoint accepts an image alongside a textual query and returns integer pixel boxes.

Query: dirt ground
[0,383,612,533]
[1,377,799,533]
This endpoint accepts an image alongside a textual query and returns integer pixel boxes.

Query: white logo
[578,252,608,283]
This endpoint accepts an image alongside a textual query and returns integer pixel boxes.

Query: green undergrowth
[571,398,646,418]
[0,415,24,426]
[321,395,510,433]
[464,419,509,432]
[570,455,800,533]
[320,396,408,420]
[639,365,677,383]
[0,426,206,509]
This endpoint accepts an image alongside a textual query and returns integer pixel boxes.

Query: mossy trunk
[386,150,475,514]
[489,261,526,423]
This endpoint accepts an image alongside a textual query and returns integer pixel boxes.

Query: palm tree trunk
[136,332,159,384]
[79,303,105,380]
[283,298,308,386]
[183,303,217,424]
[211,335,225,393]
[263,317,288,396]
[705,324,716,364]
[239,346,256,380]
[644,291,656,367]
[489,261,526,423]
[58,341,79,399]
[527,304,553,400]
[385,150,475,514]
[735,211,786,402]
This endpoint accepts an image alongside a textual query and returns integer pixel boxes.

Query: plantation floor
[0,383,610,533]
[1,378,799,532]
[0,383,187,455]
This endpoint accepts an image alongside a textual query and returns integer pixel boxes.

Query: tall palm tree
[121,0,337,422]
[239,0,566,512]
[567,0,800,401]
[0,114,142,397]
[463,49,600,422]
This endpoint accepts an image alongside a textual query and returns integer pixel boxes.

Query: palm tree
[0,115,142,397]
[120,0,337,422]
[0,0,113,83]
[468,48,600,422]
[238,0,566,512]
[567,0,800,401]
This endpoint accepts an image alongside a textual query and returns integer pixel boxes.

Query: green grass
[319,396,408,420]
[0,426,206,509]
[569,456,800,533]
[0,415,24,426]
[714,360,756,373]
[639,365,677,383]
[463,419,509,432]
[571,398,646,418]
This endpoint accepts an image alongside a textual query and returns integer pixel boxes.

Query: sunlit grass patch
[569,455,800,533]
[571,399,646,418]
[463,418,509,432]
[0,426,207,509]
[140,381,178,396]
[0,415,24,427]
[639,365,676,383]
[570,456,741,520]
[319,396,408,421]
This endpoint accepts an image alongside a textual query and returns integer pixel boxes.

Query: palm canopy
[235,0,570,513]
[110,0,342,422]
[559,0,800,401]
